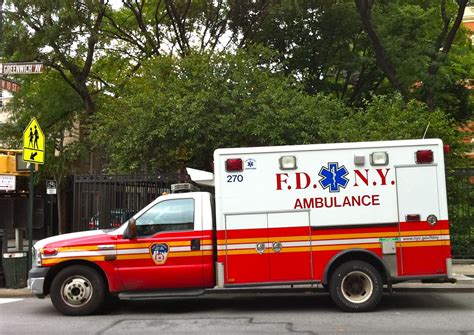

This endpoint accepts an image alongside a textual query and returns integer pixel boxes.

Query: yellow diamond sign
[22,117,45,164]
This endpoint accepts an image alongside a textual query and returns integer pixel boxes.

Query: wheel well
[323,250,390,285]
[43,260,110,296]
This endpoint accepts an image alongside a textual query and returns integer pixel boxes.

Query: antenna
[422,122,431,139]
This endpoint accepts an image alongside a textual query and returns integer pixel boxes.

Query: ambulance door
[225,213,270,284]
[117,195,206,290]
[396,166,443,276]
[268,211,312,282]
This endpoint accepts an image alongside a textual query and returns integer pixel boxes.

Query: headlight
[32,247,42,267]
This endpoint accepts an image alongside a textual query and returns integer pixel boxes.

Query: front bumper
[27,267,50,298]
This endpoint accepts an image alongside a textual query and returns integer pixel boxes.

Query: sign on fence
[0,175,16,191]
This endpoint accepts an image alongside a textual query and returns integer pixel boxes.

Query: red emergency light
[225,158,243,172]
[416,150,433,164]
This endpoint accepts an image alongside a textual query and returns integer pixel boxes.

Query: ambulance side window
[135,199,194,237]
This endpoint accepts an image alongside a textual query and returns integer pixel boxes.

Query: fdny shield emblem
[150,243,169,265]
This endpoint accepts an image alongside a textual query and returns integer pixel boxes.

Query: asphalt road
[1,292,473,335]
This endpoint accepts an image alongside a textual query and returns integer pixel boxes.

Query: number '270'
[227,175,243,183]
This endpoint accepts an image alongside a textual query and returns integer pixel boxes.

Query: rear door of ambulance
[395,142,449,276]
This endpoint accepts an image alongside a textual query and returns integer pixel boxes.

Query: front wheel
[329,260,383,312]
[50,265,106,316]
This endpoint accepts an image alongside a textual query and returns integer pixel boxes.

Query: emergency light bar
[171,183,200,193]
[370,152,389,166]
[416,150,433,164]
[225,159,243,172]
[279,156,297,170]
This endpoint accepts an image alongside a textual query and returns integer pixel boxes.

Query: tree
[92,46,465,173]
[0,71,85,233]
[92,48,349,172]
[5,0,110,115]
[241,0,472,119]
[355,0,470,111]
[243,0,381,102]
[102,0,276,60]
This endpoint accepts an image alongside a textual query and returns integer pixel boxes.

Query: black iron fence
[73,174,189,232]
[447,168,474,259]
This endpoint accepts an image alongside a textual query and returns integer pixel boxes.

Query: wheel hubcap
[341,271,373,304]
[61,275,93,308]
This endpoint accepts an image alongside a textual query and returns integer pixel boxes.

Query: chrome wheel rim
[60,275,93,308]
[341,271,373,304]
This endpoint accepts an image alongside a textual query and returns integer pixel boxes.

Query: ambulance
[28,139,454,315]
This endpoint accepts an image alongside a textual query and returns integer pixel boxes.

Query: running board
[118,289,205,301]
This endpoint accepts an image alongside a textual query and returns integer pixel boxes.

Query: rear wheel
[50,265,106,316]
[329,260,383,312]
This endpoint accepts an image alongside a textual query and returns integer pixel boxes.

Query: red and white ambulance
[28,139,454,315]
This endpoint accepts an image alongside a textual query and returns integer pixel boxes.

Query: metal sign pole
[27,163,34,269]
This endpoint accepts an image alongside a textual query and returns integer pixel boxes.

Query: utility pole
[1,0,4,107]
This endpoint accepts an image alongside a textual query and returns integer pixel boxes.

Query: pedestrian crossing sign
[22,117,45,164]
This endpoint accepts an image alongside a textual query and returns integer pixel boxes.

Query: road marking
[0,298,23,305]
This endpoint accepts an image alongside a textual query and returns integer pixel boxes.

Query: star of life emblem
[150,243,169,265]
[318,162,349,193]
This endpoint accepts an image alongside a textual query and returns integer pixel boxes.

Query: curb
[453,259,474,265]
[0,288,33,298]
[391,285,474,293]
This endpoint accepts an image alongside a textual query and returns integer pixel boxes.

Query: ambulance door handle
[272,241,282,253]
[191,239,201,251]
[255,242,266,254]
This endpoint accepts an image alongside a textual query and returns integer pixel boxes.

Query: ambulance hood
[34,230,111,250]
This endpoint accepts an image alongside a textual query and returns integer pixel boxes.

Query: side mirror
[123,218,137,239]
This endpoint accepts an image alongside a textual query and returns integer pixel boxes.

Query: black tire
[50,265,106,316]
[329,260,383,312]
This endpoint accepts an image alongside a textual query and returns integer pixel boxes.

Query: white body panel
[213,139,448,230]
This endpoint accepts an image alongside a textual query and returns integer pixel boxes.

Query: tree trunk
[355,0,407,98]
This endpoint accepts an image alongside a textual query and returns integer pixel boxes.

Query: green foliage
[324,94,467,168]
[92,48,350,172]
[372,1,474,120]
[242,0,473,119]
[245,0,377,100]
[0,71,86,180]
[92,47,465,173]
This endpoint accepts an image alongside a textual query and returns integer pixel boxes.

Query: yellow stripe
[55,230,449,252]
[312,243,380,251]
[220,249,262,256]
[56,245,101,252]
[42,256,104,265]
[312,232,395,240]
[396,241,450,248]
[401,229,449,236]
[115,250,214,261]
[43,249,214,264]
[219,229,449,245]
[219,243,381,256]
[116,254,147,261]
[55,239,214,253]
[269,246,310,253]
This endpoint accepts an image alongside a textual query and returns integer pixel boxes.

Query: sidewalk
[1,262,473,298]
